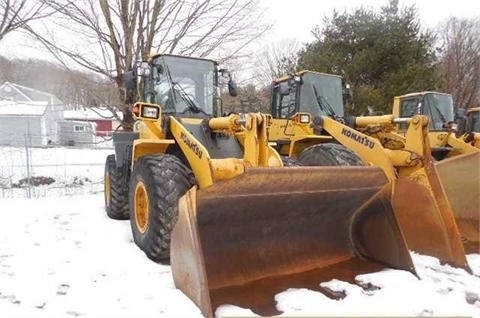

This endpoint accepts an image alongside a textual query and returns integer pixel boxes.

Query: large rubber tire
[104,154,129,220]
[297,143,363,166]
[129,154,196,262]
[281,156,302,167]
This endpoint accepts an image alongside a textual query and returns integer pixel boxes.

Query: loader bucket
[392,165,471,270]
[171,166,415,317]
[436,152,480,253]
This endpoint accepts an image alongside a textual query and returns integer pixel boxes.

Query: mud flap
[436,152,480,253]
[171,166,415,317]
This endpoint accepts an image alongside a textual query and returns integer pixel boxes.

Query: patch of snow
[215,304,259,317]
[64,107,122,121]
[0,100,48,116]
[320,278,365,297]
[1,146,479,317]
[468,254,480,276]
[273,252,480,317]
[0,194,203,318]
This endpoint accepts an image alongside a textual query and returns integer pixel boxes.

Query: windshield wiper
[312,85,336,117]
[162,61,206,115]
[172,81,207,115]
[428,101,448,126]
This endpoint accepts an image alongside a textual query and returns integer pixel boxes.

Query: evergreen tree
[298,0,437,115]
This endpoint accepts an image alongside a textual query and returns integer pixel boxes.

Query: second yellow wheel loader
[267,71,476,259]
[392,92,480,253]
[104,55,415,317]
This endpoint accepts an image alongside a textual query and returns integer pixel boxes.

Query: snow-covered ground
[1,146,479,317]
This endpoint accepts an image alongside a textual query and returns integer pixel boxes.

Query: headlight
[299,114,310,123]
[141,105,160,119]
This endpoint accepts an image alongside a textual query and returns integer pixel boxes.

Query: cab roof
[398,91,452,99]
[273,70,342,84]
[147,53,218,65]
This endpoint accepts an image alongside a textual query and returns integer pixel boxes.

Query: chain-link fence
[0,145,113,199]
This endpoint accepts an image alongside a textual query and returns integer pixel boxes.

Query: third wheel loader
[392,92,480,253]
[461,107,480,147]
[457,107,480,147]
[104,55,416,317]
[267,71,477,258]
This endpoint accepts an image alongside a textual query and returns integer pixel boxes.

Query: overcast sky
[0,0,478,66]
[259,0,480,43]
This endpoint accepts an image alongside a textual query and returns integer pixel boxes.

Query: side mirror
[278,82,291,96]
[455,107,467,119]
[136,61,151,77]
[219,68,238,97]
[123,71,136,90]
[228,79,238,97]
[343,83,354,107]
[454,108,467,136]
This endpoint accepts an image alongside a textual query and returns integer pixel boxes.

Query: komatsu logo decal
[341,127,375,149]
[180,132,203,159]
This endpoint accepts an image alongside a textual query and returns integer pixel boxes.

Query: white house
[0,82,64,146]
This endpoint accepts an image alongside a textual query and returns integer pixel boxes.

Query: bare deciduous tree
[255,38,300,85]
[437,17,480,109]
[0,0,49,42]
[221,84,270,114]
[24,0,270,128]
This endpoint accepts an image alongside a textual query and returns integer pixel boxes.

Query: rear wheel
[297,143,363,166]
[129,154,196,262]
[104,154,129,220]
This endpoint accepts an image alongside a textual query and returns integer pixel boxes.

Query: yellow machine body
[268,73,475,258]
[393,92,480,252]
[114,61,476,316]
[120,61,419,317]
[131,101,415,317]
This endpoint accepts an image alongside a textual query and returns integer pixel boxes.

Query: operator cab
[397,92,454,131]
[136,54,218,118]
[466,108,480,133]
[271,71,345,119]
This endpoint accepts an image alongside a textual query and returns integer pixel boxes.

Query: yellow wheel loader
[267,71,476,259]
[392,91,479,157]
[458,106,480,148]
[104,55,416,317]
[392,92,480,253]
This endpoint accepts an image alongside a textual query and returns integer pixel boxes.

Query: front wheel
[297,143,363,166]
[129,154,196,262]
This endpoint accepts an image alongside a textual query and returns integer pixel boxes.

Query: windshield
[272,72,344,119]
[423,93,454,131]
[299,72,344,117]
[147,55,216,114]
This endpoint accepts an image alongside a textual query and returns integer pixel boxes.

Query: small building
[57,120,96,147]
[0,82,64,146]
[63,107,122,137]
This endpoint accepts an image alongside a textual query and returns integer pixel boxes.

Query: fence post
[24,133,32,199]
